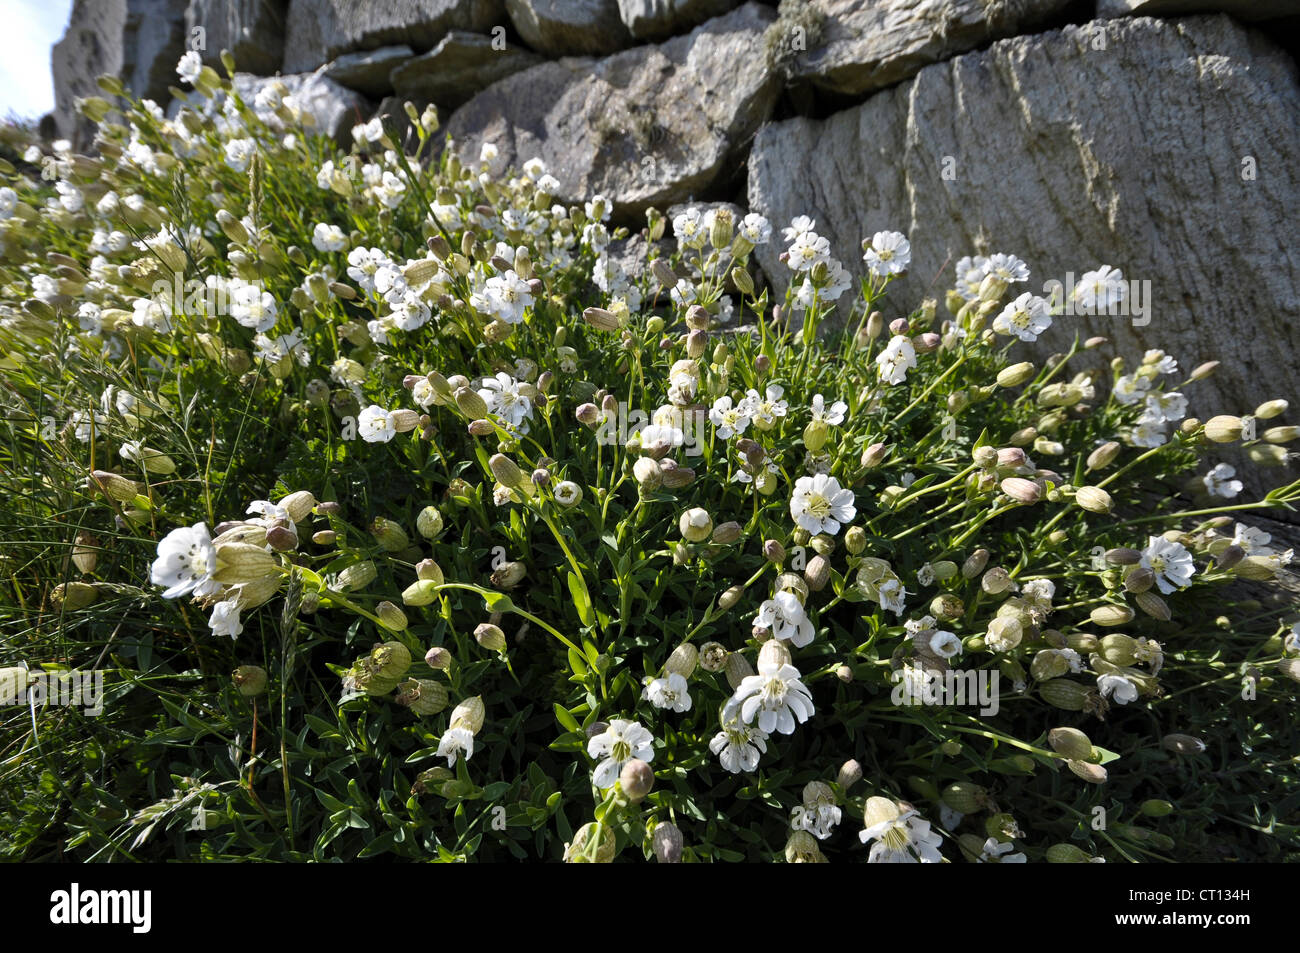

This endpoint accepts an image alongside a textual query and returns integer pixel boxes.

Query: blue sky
[1,0,75,120]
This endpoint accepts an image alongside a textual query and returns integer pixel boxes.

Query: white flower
[1097,673,1139,705]
[738,213,771,245]
[1203,463,1243,499]
[176,50,202,85]
[672,206,707,248]
[929,631,962,659]
[311,222,347,252]
[725,658,815,736]
[1143,349,1179,375]
[710,718,768,773]
[1128,415,1167,448]
[208,599,243,639]
[553,481,583,507]
[1140,535,1195,594]
[224,138,256,173]
[984,253,1030,285]
[587,719,654,789]
[790,474,856,536]
[229,282,278,332]
[669,278,696,307]
[150,523,219,600]
[1143,391,1187,424]
[979,838,1026,863]
[643,673,692,713]
[755,591,816,648]
[479,142,499,163]
[787,231,830,272]
[741,385,788,429]
[357,405,398,443]
[0,186,18,220]
[876,335,917,385]
[437,727,475,767]
[1075,265,1126,312]
[792,800,842,841]
[782,215,815,243]
[864,230,911,276]
[859,803,944,863]
[477,372,533,429]
[1231,522,1277,557]
[992,293,1052,342]
[1285,624,1300,656]
[955,255,989,300]
[808,393,846,426]
[709,395,751,439]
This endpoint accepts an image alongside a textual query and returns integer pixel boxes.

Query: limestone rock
[1098,0,1300,21]
[506,0,629,55]
[186,0,288,76]
[446,3,779,217]
[782,0,1073,96]
[324,45,413,97]
[282,0,506,73]
[390,32,540,109]
[616,0,739,41]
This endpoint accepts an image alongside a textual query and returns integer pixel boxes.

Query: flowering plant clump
[0,55,1298,863]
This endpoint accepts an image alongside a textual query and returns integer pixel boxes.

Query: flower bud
[1203,415,1243,443]
[860,442,887,469]
[424,646,451,670]
[474,623,507,652]
[1255,399,1288,419]
[679,507,712,542]
[620,758,655,802]
[1075,485,1113,514]
[711,521,742,545]
[416,506,444,538]
[996,362,1036,388]
[1123,566,1155,593]
[1001,477,1041,504]
[633,456,663,493]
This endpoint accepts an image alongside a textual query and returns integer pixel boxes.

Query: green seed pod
[1039,678,1090,711]
[1047,727,1095,761]
[1067,760,1108,784]
[416,505,444,538]
[1098,633,1138,666]
[395,678,449,716]
[232,665,269,697]
[1140,799,1174,818]
[565,822,616,863]
[1133,591,1171,621]
[376,601,409,631]
[941,782,989,814]
[474,623,507,652]
[1090,604,1134,627]
[665,643,698,678]
[1046,843,1093,864]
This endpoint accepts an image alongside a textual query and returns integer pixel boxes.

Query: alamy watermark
[891,666,1001,716]
[1,669,105,715]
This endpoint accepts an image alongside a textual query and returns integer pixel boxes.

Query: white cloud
[0,0,76,121]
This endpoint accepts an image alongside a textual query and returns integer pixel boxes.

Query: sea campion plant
[0,52,1297,862]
